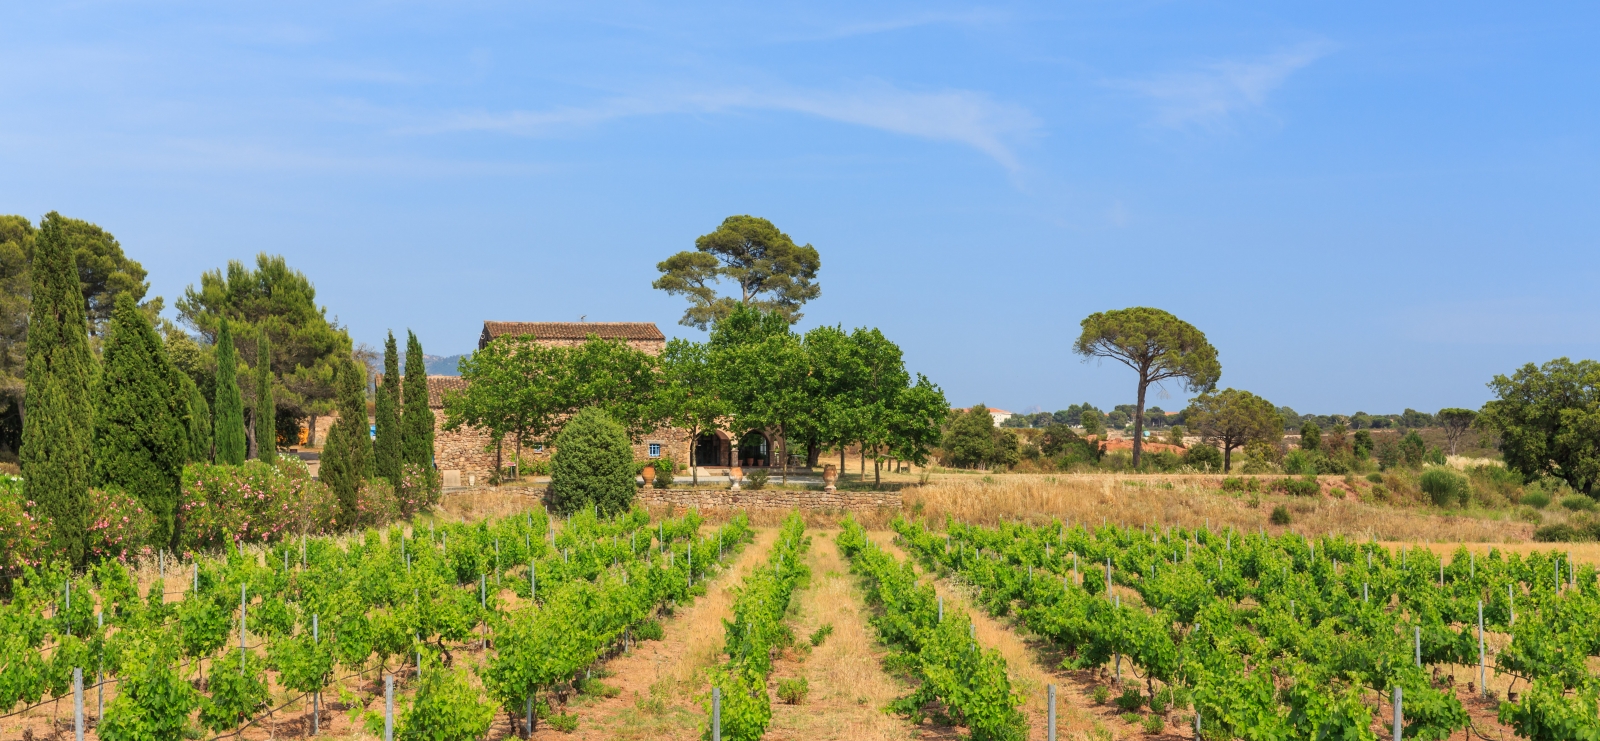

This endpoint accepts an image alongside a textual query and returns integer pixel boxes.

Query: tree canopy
[1436,407,1478,456]
[653,215,821,329]
[1184,388,1282,472]
[1478,358,1600,493]
[1074,307,1220,467]
[175,253,350,436]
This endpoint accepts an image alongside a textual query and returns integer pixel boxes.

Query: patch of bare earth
[533,527,778,740]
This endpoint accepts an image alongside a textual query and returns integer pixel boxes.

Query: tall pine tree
[374,331,402,488]
[93,294,187,549]
[253,332,275,463]
[400,330,433,467]
[320,357,372,521]
[212,317,247,465]
[21,212,95,566]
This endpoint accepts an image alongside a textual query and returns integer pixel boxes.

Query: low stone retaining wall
[638,488,901,511]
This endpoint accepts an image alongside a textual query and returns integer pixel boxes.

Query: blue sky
[3,1,1597,416]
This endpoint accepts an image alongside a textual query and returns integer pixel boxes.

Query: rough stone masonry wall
[433,413,499,484]
[636,487,900,511]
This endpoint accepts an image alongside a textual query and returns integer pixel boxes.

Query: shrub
[1419,468,1470,507]
[653,455,675,489]
[1279,476,1320,497]
[1283,449,1316,476]
[1270,505,1292,526]
[353,478,401,529]
[396,463,441,517]
[0,475,43,575]
[1313,455,1350,475]
[1092,685,1110,705]
[1183,444,1223,471]
[776,677,809,705]
[179,459,338,551]
[1561,494,1597,512]
[1121,712,1142,726]
[809,623,834,647]
[1534,523,1582,543]
[1142,450,1181,472]
[746,468,769,490]
[546,713,579,732]
[635,620,664,641]
[547,407,637,516]
[1142,713,1166,735]
[578,678,621,698]
[1115,688,1144,712]
[1521,490,1552,509]
[1366,472,1384,484]
[1515,506,1543,524]
[1369,484,1390,502]
[85,487,154,563]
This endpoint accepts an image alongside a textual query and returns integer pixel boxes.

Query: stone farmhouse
[427,321,784,485]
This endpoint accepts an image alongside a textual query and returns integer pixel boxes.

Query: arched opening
[694,432,725,467]
[737,431,770,467]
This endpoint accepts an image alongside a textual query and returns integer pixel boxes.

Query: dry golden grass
[545,528,777,740]
[905,474,1533,543]
[765,530,914,741]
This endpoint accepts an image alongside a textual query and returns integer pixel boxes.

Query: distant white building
[954,406,1014,427]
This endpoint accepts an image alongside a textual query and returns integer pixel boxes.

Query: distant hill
[425,354,465,376]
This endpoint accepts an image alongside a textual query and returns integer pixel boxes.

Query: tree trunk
[874,449,880,486]
[307,413,318,446]
[514,435,522,481]
[806,436,820,468]
[860,442,866,478]
[246,410,257,459]
[690,426,699,486]
[495,438,503,483]
[779,427,788,485]
[1132,376,1148,468]
[1223,443,1233,473]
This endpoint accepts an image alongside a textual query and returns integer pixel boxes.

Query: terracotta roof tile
[426,375,469,408]
[481,321,665,344]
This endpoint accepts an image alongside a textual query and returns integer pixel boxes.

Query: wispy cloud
[424,82,1040,170]
[1116,42,1335,130]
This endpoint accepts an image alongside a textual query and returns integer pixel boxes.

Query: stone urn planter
[822,464,838,492]
[641,465,656,486]
[729,466,744,491]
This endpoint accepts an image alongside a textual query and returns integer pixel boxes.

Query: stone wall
[636,487,900,511]
[433,412,499,486]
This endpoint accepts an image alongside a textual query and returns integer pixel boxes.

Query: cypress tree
[212,317,246,465]
[253,332,276,463]
[374,331,402,487]
[184,376,212,462]
[21,212,95,566]
[321,358,372,521]
[93,294,186,549]
[400,330,434,467]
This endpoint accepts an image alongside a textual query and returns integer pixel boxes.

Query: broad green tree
[1073,307,1221,467]
[253,332,276,462]
[374,332,402,487]
[943,405,1000,469]
[21,212,95,565]
[212,317,247,465]
[546,406,636,516]
[93,294,187,549]
[176,254,349,441]
[1436,407,1478,456]
[1299,421,1321,451]
[653,215,821,329]
[1184,388,1283,472]
[1478,358,1600,493]
[709,306,808,483]
[400,331,434,468]
[658,338,728,485]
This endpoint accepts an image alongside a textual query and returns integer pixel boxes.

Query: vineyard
[885,514,1600,741]
[0,506,753,740]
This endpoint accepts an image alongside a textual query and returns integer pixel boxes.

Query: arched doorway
[737,431,770,467]
[694,433,725,467]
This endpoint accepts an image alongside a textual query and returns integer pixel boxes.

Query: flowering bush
[351,477,399,530]
[0,474,43,576]
[179,458,338,551]
[85,487,154,563]
[396,463,441,518]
